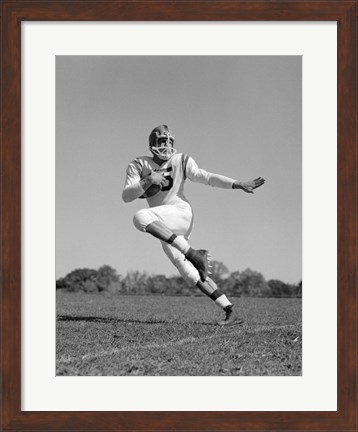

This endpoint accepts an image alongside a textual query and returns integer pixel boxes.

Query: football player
[122,125,265,325]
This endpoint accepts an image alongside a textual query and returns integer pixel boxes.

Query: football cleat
[217,305,244,327]
[185,248,210,282]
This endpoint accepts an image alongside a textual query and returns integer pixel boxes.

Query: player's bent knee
[133,209,154,232]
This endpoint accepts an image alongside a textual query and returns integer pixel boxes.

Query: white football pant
[133,203,200,286]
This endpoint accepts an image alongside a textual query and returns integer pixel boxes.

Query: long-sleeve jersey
[122,153,236,207]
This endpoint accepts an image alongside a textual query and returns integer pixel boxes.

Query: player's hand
[233,177,265,193]
[148,171,166,187]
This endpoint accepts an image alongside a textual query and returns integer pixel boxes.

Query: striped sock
[215,294,232,309]
[197,278,232,309]
[168,234,190,254]
[209,291,232,309]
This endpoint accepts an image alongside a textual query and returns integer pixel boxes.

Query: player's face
[156,137,174,148]
[151,136,176,161]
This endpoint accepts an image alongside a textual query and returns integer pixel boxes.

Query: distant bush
[56,266,120,293]
[56,262,302,298]
[267,279,301,298]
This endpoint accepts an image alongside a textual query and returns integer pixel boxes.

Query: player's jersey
[124,153,192,207]
[123,153,236,207]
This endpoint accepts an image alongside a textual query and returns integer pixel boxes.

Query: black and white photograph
[56,55,302,376]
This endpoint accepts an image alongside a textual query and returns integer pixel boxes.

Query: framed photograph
[1,1,356,431]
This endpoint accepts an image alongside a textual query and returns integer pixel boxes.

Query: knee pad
[133,209,156,232]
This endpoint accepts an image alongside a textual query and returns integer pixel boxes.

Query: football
[139,183,161,199]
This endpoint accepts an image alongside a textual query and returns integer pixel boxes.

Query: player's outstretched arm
[232,177,266,193]
[185,156,265,192]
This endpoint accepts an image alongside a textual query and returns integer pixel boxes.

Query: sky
[56,56,301,284]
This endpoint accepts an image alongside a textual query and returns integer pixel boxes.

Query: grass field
[56,292,302,376]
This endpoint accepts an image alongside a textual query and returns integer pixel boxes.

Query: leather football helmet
[149,125,177,160]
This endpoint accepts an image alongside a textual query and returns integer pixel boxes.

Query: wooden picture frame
[1,1,356,431]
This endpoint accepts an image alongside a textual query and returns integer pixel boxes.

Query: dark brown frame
[1,1,356,431]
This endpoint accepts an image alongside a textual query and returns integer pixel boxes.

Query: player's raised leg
[147,221,210,282]
[133,210,210,282]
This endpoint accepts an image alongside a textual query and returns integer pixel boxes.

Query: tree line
[56,262,302,298]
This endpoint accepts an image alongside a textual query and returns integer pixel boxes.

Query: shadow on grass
[57,314,219,326]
